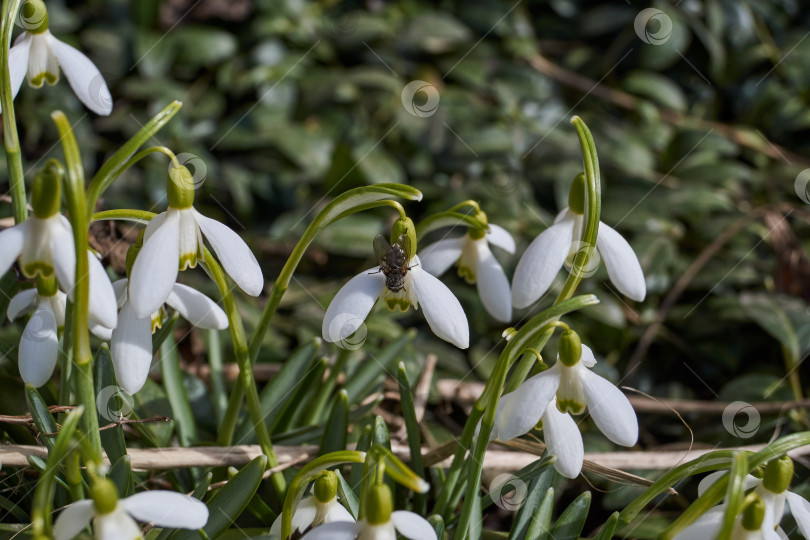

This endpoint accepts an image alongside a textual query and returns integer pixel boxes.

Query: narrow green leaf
[93,344,127,463]
[351,425,373,492]
[174,456,268,540]
[397,362,426,513]
[206,330,228,427]
[109,455,133,498]
[87,100,182,217]
[718,452,749,540]
[336,470,359,519]
[273,358,328,434]
[526,487,554,540]
[592,512,620,540]
[510,463,556,539]
[319,389,349,454]
[25,385,57,450]
[235,339,320,441]
[160,335,198,446]
[344,331,414,402]
[549,491,591,539]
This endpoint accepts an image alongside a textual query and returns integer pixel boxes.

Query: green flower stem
[717,451,748,540]
[445,200,481,213]
[1,0,25,223]
[92,208,156,224]
[52,112,102,461]
[441,117,602,529]
[118,146,179,174]
[58,300,75,408]
[504,116,602,394]
[31,406,84,540]
[415,210,488,240]
[201,246,286,498]
[217,186,421,446]
[85,100,182,219]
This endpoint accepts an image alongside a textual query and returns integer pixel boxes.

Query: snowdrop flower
[492,331,637,465]
[7,0,112,115]
[54,479,208,540]
[269,471,354,538]
[96,270,228,395]
[534,398,584,479]
[675,457,810,540]
[511,174,645,308]
[8,275,115,387]
[128,165,263,320]
[419,220,515,322]
[301,485,436,540]
[322,218,469,349]
[1,169,117,387]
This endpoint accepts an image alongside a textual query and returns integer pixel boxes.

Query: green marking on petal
[179,251,198,270]
[29,71,58,87]
[151,308,165,333]
[22,262,54,279]
[456,263,476,284]
[556,398,585,415]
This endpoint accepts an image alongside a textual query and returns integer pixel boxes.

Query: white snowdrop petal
[94,508,142,540]
[326,502,355,523]
[269,498,317,537]
[491,367,561,441]
[511,219,575,309]
[300,521,359,540]
[8,33,32,101]
[579,368,638,446]
[111,303,153,395]
[410,264,469,349]
[671,509,724,540]
[50,216,77,292]
[87,251,118,329]
[322,268,385,344]
[112,278,129,307]
[142,211,167,243]
[475,241,512,322]
[0,221,28,276]
[120,491,208,529]
[391,511,437,540]
[417,237,464,276]
[7,289,37,321]
[194,210,264,296]
[165,283,228,329]
[696,472,758,498]
[54,500,94,540]
[786,491,810,538]
[543,402,584,479]
[19,307,58,387]
[580,344,597,368]
[596,222,646,302]
[129,211,180,319]
[46,34,112,115]
[486,223,516,254]
[89,322,113,341]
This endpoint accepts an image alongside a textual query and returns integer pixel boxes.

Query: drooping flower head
[8,0,112,115]
[492,330,638,477]
[301,484,436,540]
[1,166,117,386]
[269,471,354,539]
[675,457,810,540]
[128,164,264,320]
[419,209,515,323]
[511,173,646,308]
[322,217,469,349]
[97,236,229,395]
[54,478,208,540]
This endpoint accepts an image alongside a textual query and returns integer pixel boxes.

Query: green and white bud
[763,455,794,494]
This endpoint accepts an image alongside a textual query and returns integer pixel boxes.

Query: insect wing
[373,235,393,271]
